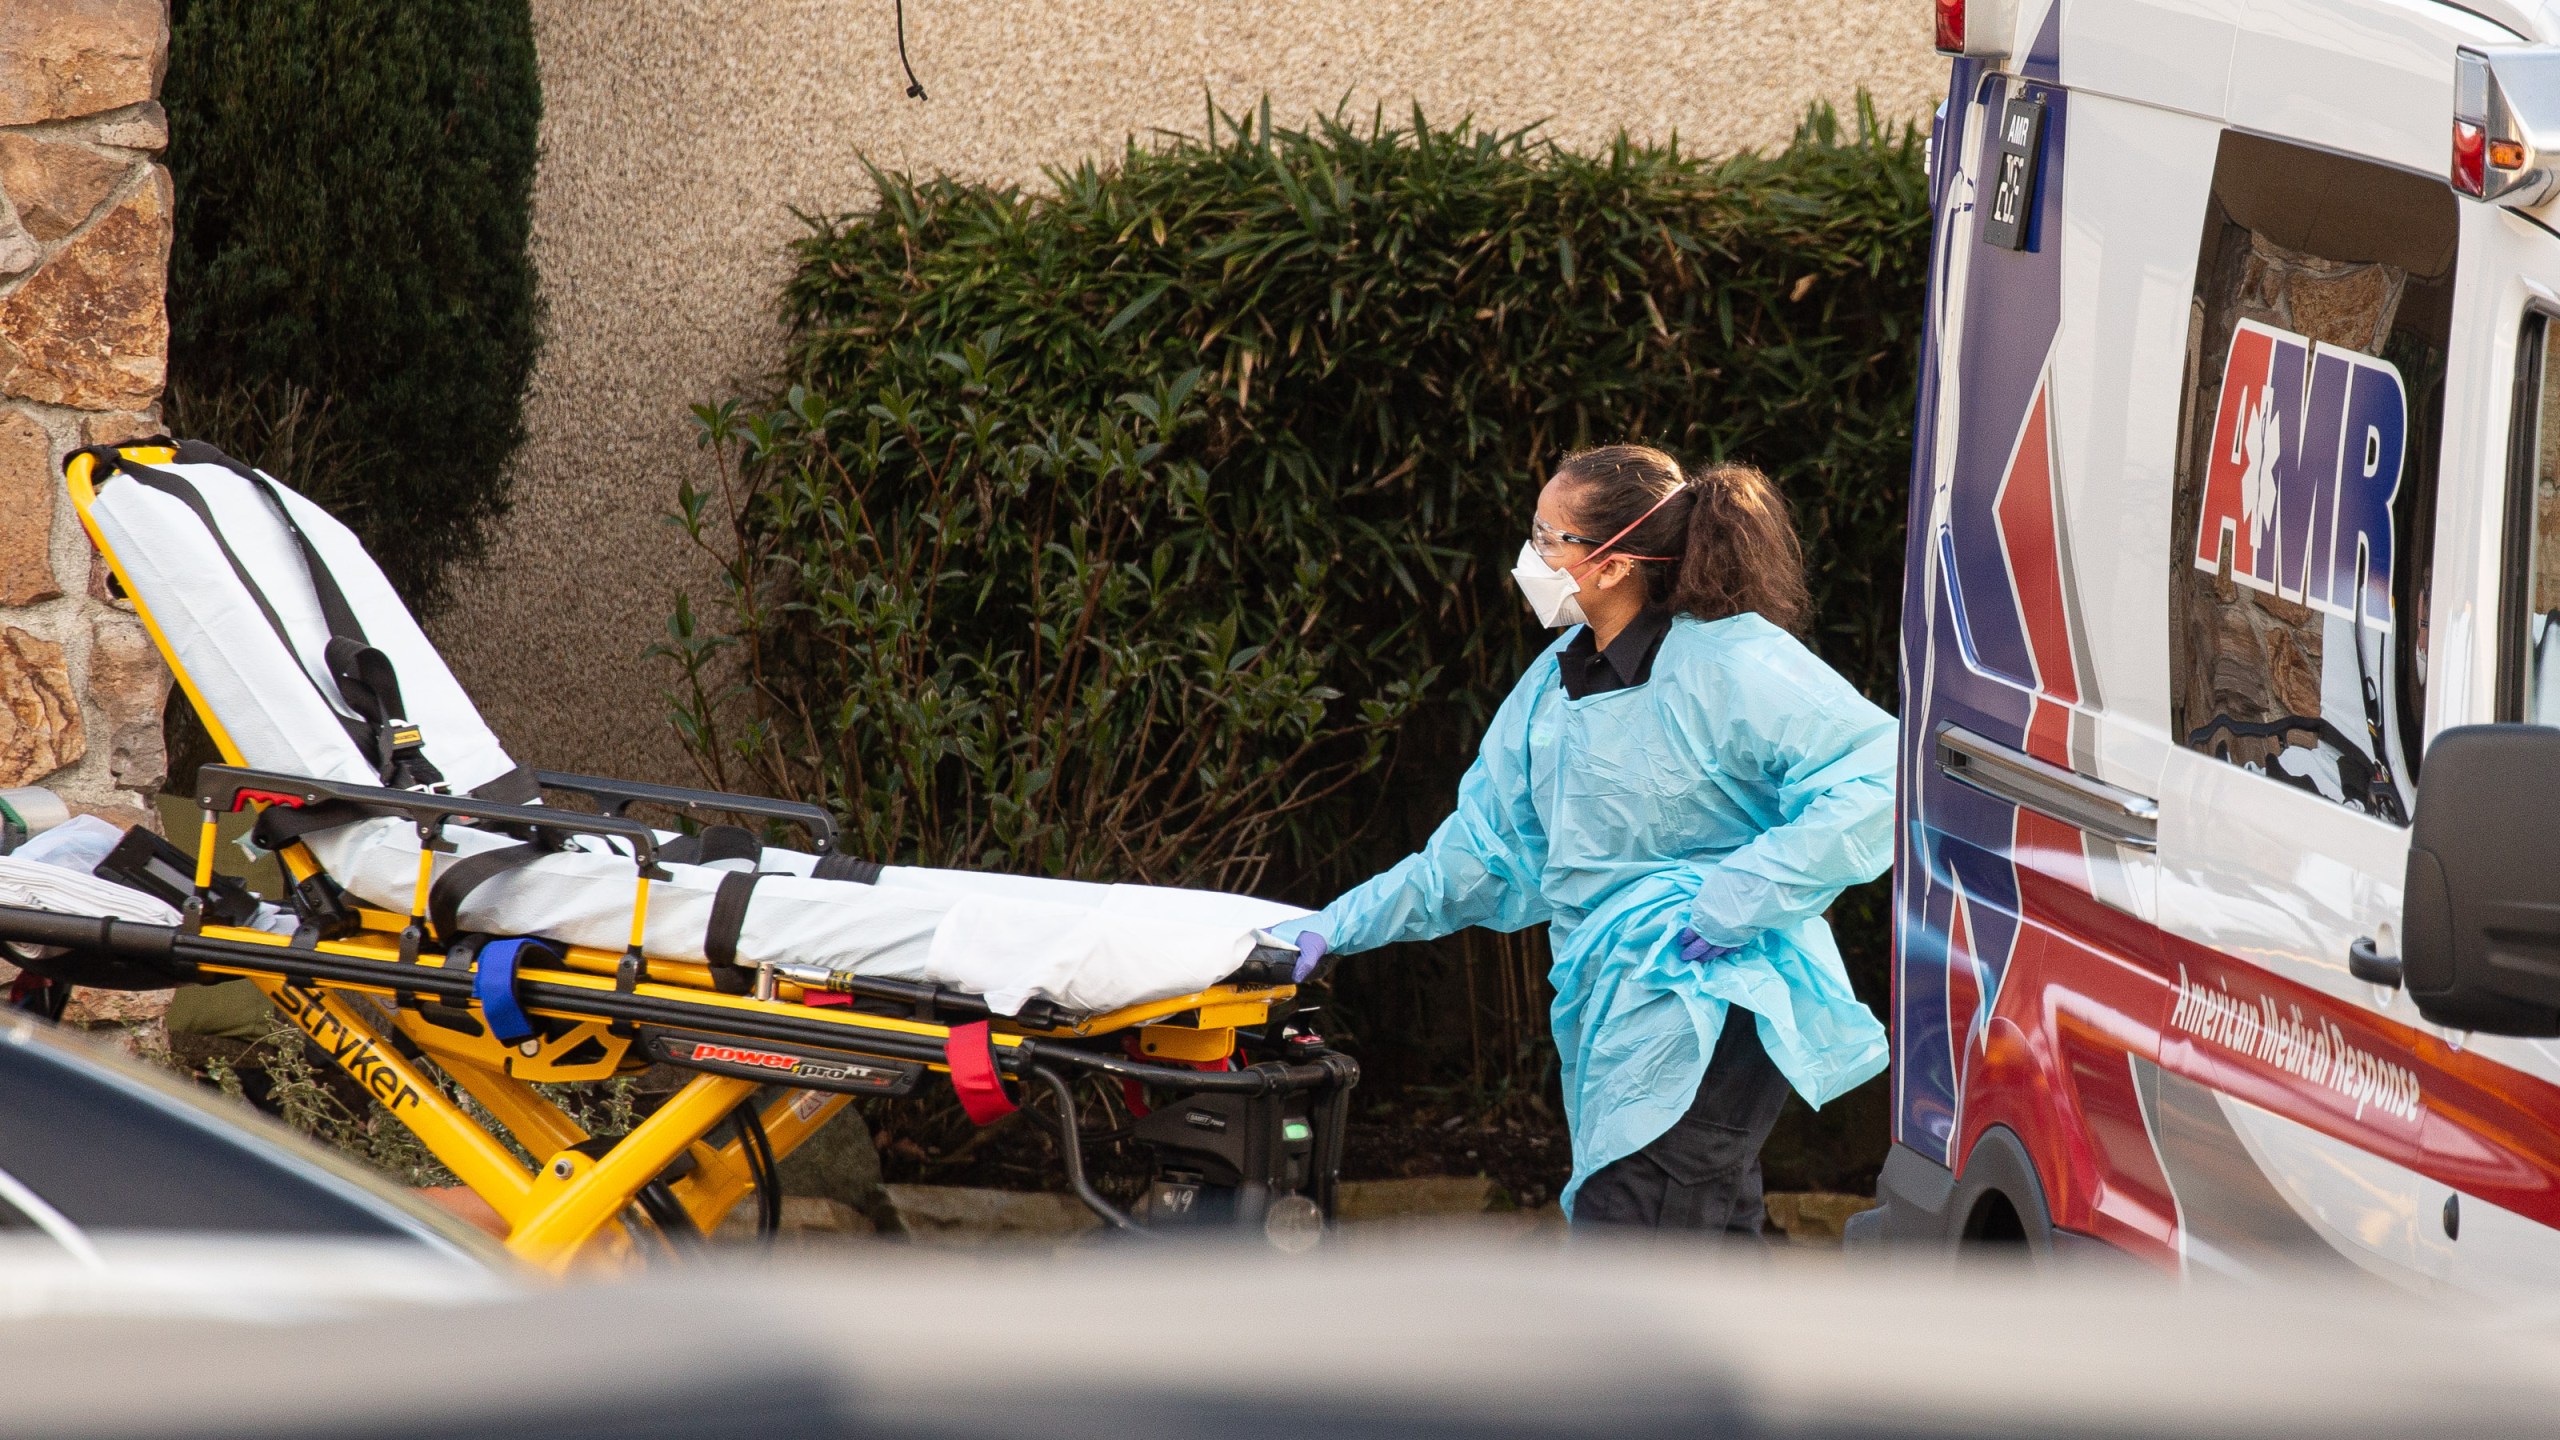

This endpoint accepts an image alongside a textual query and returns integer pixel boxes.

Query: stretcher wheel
[1261,1193,1324,1251]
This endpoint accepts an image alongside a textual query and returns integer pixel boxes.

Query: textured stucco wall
[437,0,1948,781]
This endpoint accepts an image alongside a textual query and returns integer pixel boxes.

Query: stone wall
[0,0,174,826]
[0,0,176,1029]
[434,0,1949,783]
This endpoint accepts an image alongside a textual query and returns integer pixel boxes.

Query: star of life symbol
[2237,387,2281,543]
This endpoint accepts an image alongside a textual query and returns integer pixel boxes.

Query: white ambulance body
[1860,0,2560,1293]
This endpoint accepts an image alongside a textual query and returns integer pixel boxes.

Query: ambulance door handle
[1934,723,2159,850]
[2348,937,2403,989]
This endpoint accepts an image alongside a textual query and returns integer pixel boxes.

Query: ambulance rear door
[2149,0,2560,1294]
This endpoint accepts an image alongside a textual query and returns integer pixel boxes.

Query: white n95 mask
[1512,541,1587,629]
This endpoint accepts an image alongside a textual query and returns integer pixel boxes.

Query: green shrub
[676,101,1928,1179]
[680,362,1420,890]
[163,0,543,613]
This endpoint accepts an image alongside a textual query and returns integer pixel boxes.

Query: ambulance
[1854,0,2560,1290]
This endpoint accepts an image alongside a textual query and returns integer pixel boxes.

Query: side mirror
[2399,725,2560,1036]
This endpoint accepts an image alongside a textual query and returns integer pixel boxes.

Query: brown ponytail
[1551,445,1812,636]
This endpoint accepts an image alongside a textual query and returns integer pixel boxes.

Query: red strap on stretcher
[943,1020,1016,1125]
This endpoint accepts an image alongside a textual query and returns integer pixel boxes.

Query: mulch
[1338,1109,1573,1210]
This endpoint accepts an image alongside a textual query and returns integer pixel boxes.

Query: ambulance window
[2167,132,2455,824]
[2501,311,2560,726]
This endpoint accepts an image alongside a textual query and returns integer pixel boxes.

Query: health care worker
[1280,445,1894,1232]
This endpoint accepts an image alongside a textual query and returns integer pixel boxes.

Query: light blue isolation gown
[1281,613,1894,1215]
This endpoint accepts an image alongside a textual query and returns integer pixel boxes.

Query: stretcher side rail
[195,764,664,868]
[531,770,837,852]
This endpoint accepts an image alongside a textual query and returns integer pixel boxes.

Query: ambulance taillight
[2456,48,2492,196]
[2452,46,2560,205]
[1932,0,2016,59]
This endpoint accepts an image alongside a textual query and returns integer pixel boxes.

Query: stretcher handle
[197,764,664,868]
[533,770,837,852]
[0,907,180,962]
[1221,942,1305,987]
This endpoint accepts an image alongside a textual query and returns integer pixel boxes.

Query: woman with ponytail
[1276,445,1893,1233]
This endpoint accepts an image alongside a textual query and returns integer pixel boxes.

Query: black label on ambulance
[1982,93,2047,252]
[640,1028,922,1096]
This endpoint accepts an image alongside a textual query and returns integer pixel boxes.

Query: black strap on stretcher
[703,872,760,994]
[72,439,442,790]
[470,765,543,805]
[690,849,883,992]
[811,852,884,884]
[428,843,546,946]
[659,825,759,868]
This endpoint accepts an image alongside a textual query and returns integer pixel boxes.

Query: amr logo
[2191,318,2405,631]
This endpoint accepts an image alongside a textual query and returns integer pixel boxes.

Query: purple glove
[1292,930,1332,983]
[1676,928,1737,965]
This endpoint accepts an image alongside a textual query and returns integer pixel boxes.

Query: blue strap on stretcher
[473,937,549,1045]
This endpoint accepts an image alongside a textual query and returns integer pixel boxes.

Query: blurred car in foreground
[3,1240,2557,1439]
[0,1012,505,1316]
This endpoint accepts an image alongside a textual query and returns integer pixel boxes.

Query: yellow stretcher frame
[57,445,1312,1273]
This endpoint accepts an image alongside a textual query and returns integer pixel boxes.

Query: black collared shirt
[1558,606,1673,699]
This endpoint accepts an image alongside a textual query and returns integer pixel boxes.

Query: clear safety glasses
[1529,516,1605,561]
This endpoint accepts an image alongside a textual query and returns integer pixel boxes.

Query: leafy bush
[680,361,1419,890]
[163,0,543,613]
[677,101,1929,1180]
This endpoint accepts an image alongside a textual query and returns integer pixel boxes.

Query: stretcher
[0,440,1356,1269]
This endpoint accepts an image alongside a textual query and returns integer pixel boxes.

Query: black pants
[1572,1011,1790,1234]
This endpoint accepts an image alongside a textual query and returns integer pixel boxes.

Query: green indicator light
[1283,1120,1312,1141]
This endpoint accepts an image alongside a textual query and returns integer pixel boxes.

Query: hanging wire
[895,0,929,101]
[737,1104,782,1241]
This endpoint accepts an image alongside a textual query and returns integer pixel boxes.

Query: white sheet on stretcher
[87,458,1308,1015]
[0,853,181,928]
